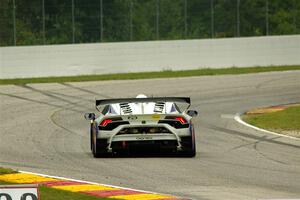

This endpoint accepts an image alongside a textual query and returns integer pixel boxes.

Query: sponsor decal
[151,114,161,119]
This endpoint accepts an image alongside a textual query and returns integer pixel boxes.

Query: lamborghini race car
[84,95,198,157]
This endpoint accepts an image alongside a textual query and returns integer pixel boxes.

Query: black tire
[181,147,196,157]
[90,128,93,151]
[180,136,196,157]
[92,137,109,158]
[90,123,109,157]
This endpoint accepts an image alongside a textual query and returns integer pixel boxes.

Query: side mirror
[84,113,95,120]
[187,110,198,117]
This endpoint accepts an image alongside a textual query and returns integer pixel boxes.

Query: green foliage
[187,0,211,38]
[132,0,157,41]
[0,0,299,46]
[0,0,14,46]
[159,0,185,39]
[0,167,17,175]
[268,0,297,35]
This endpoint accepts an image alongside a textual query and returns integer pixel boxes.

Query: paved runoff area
[0,172,185,200]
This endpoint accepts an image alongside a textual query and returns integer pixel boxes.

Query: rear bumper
[107,133,180,152]
[111,134,177,142]
[107,133,181,151]
[96,124,192,152]
[111,140,178,152]
[97,135,193,153]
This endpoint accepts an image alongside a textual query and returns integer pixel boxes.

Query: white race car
[84,95,198,157]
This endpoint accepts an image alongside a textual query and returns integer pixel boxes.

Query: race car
[84,95,198,157]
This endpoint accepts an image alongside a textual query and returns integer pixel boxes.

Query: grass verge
[243,105,300,138]
[0,167,113,200]
[0,65,299,85]
[0,167,17,175]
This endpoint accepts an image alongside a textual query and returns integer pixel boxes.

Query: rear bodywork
[86,97,197,157]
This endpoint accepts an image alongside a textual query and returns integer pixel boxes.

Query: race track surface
[1,71,300,200]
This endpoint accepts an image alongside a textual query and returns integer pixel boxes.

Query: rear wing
[95,97,191,112]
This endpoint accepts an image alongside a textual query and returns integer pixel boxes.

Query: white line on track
[234,113,300,141]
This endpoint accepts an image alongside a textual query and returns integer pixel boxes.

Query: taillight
[100,119,113,127]
[165,116,187,123]
[99,117,129,130]
[175,117,187,124]
[159,116,189,129]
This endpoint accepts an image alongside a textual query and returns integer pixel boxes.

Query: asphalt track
[0,71,300,200]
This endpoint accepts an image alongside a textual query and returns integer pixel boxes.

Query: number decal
[0,193,12,200]
[21,193,38,200]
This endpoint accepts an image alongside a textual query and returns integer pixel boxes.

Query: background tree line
[0,0,299,46]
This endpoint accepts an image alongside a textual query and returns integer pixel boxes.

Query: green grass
[0,167,17,175]
[243,105,300,131]
[1,65,299,85]
[0,167,114,200]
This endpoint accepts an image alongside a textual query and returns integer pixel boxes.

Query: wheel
[181,146,196,157]
[179,135,196,157]
[92,139,107,158]
[90,127,93,150]
[91,133,109,158]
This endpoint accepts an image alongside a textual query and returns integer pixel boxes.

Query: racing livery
[84,95,198,157]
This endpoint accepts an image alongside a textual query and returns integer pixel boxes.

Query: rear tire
[180,136,196,157]
[181,148,196,157]
[92,138,110,158]
[90,130,93,150]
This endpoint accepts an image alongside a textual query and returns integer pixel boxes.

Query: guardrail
[0,35,299,79]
